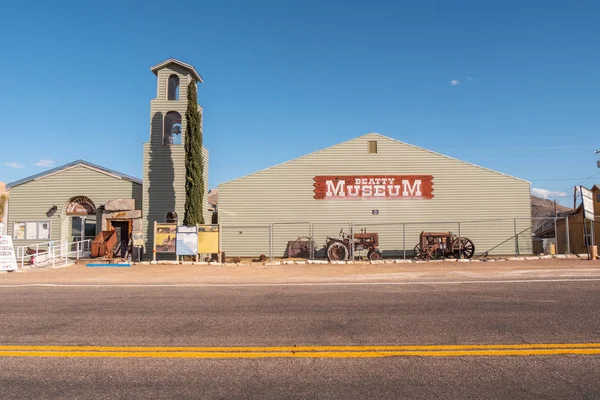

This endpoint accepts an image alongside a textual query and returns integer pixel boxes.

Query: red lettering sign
[313,175,434,200]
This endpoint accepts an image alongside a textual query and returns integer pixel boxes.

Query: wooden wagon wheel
[413,244,423,259]
[452,237,475,259]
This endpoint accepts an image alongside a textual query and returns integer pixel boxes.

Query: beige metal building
[142,58,209,253]
[5,161,142,248]
[218,133,532,258]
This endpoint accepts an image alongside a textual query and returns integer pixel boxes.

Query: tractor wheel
[368,250,382,261]
[413,244,423,259]
[327,241,349,261]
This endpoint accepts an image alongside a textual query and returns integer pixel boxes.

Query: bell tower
[142,58,209,254]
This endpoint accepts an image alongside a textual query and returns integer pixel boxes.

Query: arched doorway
[66,196,96,242]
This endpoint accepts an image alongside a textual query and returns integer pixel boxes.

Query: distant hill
[531,195,570,218]
[531,195,571,236]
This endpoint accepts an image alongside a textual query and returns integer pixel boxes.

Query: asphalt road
[1,280,600,399]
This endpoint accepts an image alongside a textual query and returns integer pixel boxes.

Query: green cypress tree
[183,80,204,225]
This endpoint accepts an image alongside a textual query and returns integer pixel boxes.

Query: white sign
[0,223,4,235]
[176,226,198,256]
[580,186,595,221]
[0,235,18,271]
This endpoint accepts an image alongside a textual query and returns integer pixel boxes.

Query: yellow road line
[2,343,600,353]
[1,344,600,358]
[1,348,600,359]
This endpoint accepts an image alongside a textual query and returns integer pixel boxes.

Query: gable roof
[7,160,142,189]
[220,132,530,186]
[151,58,204,83]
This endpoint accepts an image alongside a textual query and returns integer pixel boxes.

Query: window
[12,221,50,240]
[368,140,378,154]
[167,74,180,100]
[166,211,178,224]
[163,111,182,145]
[596,192,600,202]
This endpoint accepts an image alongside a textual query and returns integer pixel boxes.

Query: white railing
[15,239,92,269]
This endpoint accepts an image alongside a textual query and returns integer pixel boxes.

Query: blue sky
[0,0,598,205]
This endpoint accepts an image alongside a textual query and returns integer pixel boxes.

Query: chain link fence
[220,216,575,261]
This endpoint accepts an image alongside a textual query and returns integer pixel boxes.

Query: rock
[282,261,295,265]
[294,261,307,265]
[554,254,567,259]
[525,256,540,261]
[104,199,135,211]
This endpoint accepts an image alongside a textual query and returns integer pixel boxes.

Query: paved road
[1,280,600,399]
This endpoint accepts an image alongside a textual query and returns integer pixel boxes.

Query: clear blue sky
[1,0,598,205]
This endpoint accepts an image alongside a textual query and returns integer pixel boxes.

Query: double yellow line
[1,343,600,359]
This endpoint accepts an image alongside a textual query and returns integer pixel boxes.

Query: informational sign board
[580,186,595,221]
[198,225,219,253]
[0,235,18,271]
[313,175,434,200]
[132,231,144,247]
[155,224,176,253]
[176,226,198,256]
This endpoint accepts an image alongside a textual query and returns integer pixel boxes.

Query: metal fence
[15,239,91,269]
[220,216,577,261]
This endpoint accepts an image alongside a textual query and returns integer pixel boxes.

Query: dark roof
[7,160,142,189]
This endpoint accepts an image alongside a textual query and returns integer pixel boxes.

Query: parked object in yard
[286,236,316,259]
[91,231,117,258]
[325,229,382,261]
[414,231,475,260]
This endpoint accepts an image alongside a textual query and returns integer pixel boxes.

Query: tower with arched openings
[143,58,209,253]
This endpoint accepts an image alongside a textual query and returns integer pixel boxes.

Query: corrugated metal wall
[219,133,532,257]
[7,165,142,247]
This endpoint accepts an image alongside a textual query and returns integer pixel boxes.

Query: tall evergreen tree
[183,80,204,225]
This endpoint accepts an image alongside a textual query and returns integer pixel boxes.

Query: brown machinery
[414,231,475,260]
[326,229,382,261]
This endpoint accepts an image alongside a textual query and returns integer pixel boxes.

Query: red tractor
[325,229,382,261]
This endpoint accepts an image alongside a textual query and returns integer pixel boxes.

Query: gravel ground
[1,258,599,285]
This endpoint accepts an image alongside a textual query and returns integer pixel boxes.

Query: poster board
[176,226,198,256]
[13,223,25,240]
[0,235,18,271]
[38,222,50,240]
[155,224,176,253]
[580,186,595,221]
[198,225,219,254]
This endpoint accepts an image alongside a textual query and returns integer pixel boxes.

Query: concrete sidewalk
[1,259,600,285]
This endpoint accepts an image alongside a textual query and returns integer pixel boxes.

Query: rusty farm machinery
[325,228,382,261]
[413,231,475,260]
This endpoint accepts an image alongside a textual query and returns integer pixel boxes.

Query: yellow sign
[198,225,219,253]
[155,224,176,253]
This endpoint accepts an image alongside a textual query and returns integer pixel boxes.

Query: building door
[70,217,83,243]
[70,216,96,243]
[111,221,130,258]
